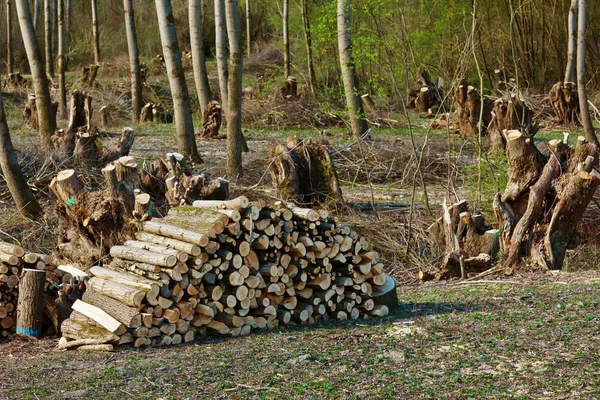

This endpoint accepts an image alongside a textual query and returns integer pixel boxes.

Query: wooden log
[71,300,127,335]
[16,269,46,338]
[135,231,201,256]
[192,196,249,211]
[82,290,142,328]
[61,319,119,342]
[110,245,177,268]
[0,239,24,257]
[142,221,209,247]
[86,277,146,307]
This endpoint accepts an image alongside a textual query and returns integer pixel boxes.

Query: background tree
[91,0,100,64]
[565,0,578,82]
[155,0,201,161]
[300,0,315,95]
[576,0,598,147]
[245,0,251,56]
[15,0,55,149]
[336,0,368,137]
[57,0,66,118]
[225,0,243,178]
[189,0,212,116]
[44,0,53,76]
[124,0,142,124]
[33,0,40,33]
[6,0,13,73]
[282,0,290,78]
[215,0,229,112]
[0,89,43,219]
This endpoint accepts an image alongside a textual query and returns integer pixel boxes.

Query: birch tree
[155,0,202,161]
[215,0,228,112]
[189,0,212,116]
[225,0,243,178]
[124,0,143,124]
[337,0,368,137]
[15,0,55,149]
[565,0,578,82]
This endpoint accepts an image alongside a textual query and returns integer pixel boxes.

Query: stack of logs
[58,197,396,350]
[0,240,55,337]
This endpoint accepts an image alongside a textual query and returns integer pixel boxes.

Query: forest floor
[2,65,600,399]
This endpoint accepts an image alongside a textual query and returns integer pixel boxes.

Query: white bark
[565,0,578,82]
[225,0,243,178]
[576,0,598,147]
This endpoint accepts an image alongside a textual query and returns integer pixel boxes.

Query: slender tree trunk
[155,0,201,162]
[301,0,315,95]
[52,0,57,59]
[15,0,55,149]
[91,0,99,64]
[124,0,142,124]
[33,0,39,33]
[6,0,13,73]
[0,88,43,218]
[215,0,228,112]
[65,0,69,49]
[337,0,368,137]
[576,0,599,147]
[189,0,212,116]
[565,0,578,82]
[57,0,66,118]
[283,0,290,78]
[225,0,242,178]
[245,0,250,56]
[44,0,53,76]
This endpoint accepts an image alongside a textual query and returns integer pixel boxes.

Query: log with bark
[58,199,396,348]
[268,138,343,206]
[548,81,579,127]
[454,80,494,136]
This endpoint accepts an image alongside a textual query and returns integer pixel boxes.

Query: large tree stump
[201,100,223,138]
[268,138,343,206]
[408,68,443,113]
[23,93,58,131]
[16,269,46,338]
[281,76,298,99]
[487,95,539,153]
[454,80,494,136]
[548,81,579,127]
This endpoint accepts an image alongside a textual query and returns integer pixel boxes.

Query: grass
[2,275,600,399]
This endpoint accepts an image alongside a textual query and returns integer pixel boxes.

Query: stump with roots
[408,68,443,114]
[51,91,135,165]
[200,100,223,138]
[454,80,494,136]
[548,81,579,127]
[23,93,58,131]
[487,94,539,153]
[268,137,343,206]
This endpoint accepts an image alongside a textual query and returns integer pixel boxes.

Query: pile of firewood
[0,240,57,337]
[58,197,397,350]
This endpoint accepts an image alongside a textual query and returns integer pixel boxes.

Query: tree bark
[65,0,69,49]
[189,0,212,116]
[215,0,228,113]
[124,0,142,124]
[15,0,55,150]
[225,0,243,178]
[33,0,40,33]
[576,0,598,147]
[0,88,43,218]
[301,0,315,95]
[283,0,290,78]
[155,0,201,162]
[6,0,13,73]
[565,0,578,82]
[245,0,250,56]
[91,0,100,64]
[336,0,368,138]
[16,269,46,338]
[44,0,53,76]
[57,0,66,119]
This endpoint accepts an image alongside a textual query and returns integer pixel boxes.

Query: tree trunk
[44,0,53,76]
[189,0,212,116]
[215,0,228,113]
[576,0,599,147]
[91,0,100,64]
[16,269,46,338]
[6,1,13,73]
[283,0,290,78]
[336,0,368,138]
[301,0,315,95]
[65,0,69,49]
[245,0,250,56]
[0,89,43,218]
[33,0,40,33]
[15,0,55,150]
[565,0,578,82]
[225,0,243,179]
[57,0,66,119]
[155,0,201,162]
[124,0,142,124]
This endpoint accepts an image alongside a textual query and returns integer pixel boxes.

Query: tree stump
[454,80,494,136]
[23,93,58,131]
[268,138,343,206]
[487,95,539,153]
[99,106,110,129]
[281,76,298,99]
[140,103,153,123]
[361,94,376,113]
[494,68,507,94]
[81,64,100,87]
[548,81,579,127]
[408,68,443,113]
[16,269,46,338]
[4,72,31,90]
[201,100,223,138]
